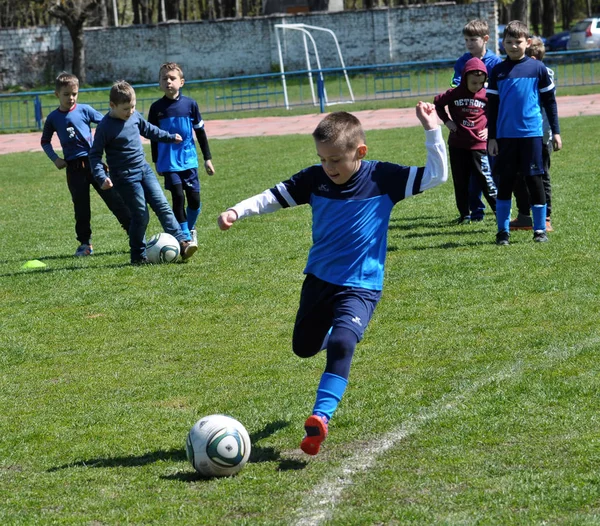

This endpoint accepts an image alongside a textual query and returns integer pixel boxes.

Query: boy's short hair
[159,62,184,79]
[110,80,135,105]
[526,36,546,60]
[462,19,490,38]
[55,72,79,92]
[504,20,529,40]
[312,112,366,151]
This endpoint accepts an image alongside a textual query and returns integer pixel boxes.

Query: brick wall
[0,1,497,89]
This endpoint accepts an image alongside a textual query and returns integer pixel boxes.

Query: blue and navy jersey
[270,160,424,291]
[147,95,203,172]
[41,103,104,162]
[487,56,560,139]
[452,50,502,87]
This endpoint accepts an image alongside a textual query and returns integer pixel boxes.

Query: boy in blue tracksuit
[41,72,131,256]
[89,81,197,265]
[487,20,562,245]
[218,103,448,455]
[148,63,215,245]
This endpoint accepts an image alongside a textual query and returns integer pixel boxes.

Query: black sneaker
[131,257,151,266]
[496,231,510,246]
[533,230,548,243]
[455,216,471,225]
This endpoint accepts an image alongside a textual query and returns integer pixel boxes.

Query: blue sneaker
[75,244,93,256]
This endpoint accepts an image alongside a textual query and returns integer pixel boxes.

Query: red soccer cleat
[300,414,328,456]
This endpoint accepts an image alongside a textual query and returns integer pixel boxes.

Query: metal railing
[1,50,599,133]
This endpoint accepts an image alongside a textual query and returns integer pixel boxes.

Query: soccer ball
[186,414,251,477]
[146,233,180,263]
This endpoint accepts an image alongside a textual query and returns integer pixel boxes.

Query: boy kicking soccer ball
[218,103,447,455]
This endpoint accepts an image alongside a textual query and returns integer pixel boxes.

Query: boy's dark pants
[66,157,131,244]
[513,141,552,217]
[449,147,497,219]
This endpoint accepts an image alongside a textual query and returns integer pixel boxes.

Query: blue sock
[186,205,201,231]
[531,204,547,231]
[312,372,348,421]
[496,199,511,233]
[179,221,191,241]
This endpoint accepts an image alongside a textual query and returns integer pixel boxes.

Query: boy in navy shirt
[90,81,197,265]
[487,21,562,245]
[218,103,448,455]
[148,63,215,245]
[41,72,131,256]
[434,57,496,223]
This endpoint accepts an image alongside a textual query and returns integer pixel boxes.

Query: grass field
[1,115,600,524]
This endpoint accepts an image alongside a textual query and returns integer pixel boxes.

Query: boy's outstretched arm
[218,189,284,231]
[415,102,448,192]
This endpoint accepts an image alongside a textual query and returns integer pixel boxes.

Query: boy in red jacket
[434,57,497,223]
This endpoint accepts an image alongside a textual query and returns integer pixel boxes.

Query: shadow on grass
[47,419,306,479]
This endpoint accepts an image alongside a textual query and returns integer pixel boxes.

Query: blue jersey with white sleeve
[487,56,560,139]
[41,103,104,162]
[230,128,447,291]
[147,95,203,173]
[452,49,502,87]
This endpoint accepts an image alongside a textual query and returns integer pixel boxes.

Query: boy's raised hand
[416,102,438,130]
[218,209,238,231]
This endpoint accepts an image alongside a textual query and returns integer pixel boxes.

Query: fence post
[34,96,43,130]
[317,75,325,114]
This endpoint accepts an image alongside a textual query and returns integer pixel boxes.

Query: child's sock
[179,221,191,241]
[496,199,512,233]
[312,372,348,421]
[186,205,201,231]
[531,204,547,231]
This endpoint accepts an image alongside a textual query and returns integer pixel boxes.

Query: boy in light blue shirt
[148,62,215,245]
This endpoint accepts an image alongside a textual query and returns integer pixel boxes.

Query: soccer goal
[274,23,355,110]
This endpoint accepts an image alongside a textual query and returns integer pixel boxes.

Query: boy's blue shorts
[494,137,544,178]
[163,168,199,192]
[295,273,382,343]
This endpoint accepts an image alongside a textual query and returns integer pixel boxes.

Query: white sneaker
[190,229,198,245]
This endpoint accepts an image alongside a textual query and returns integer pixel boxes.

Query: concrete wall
[0,1,497,89]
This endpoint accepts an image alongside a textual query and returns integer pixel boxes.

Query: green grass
[1,116,600,524]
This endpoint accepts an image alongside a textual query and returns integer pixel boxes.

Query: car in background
[567,18,600,50]
[546,30,570,51]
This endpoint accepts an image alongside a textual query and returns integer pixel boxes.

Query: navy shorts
[163,168,199,192]
[293,274,382,354]
[494,137,544,178]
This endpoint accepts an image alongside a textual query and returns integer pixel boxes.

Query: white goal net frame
[274,23,355,110]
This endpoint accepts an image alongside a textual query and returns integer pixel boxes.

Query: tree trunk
[530,0,541,35]
[511,0,528,26]
[67,22,86,83]
[542,0,555,36]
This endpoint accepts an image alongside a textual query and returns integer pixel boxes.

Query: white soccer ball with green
[146,233,180,263]
[186,414,251,477]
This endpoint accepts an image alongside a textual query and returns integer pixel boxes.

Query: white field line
[293,336,599,526]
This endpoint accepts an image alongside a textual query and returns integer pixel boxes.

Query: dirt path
[2,93,598,155]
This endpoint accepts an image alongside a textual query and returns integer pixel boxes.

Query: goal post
[274,23,355,111]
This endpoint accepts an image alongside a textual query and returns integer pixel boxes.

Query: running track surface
[1,93,599,156]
